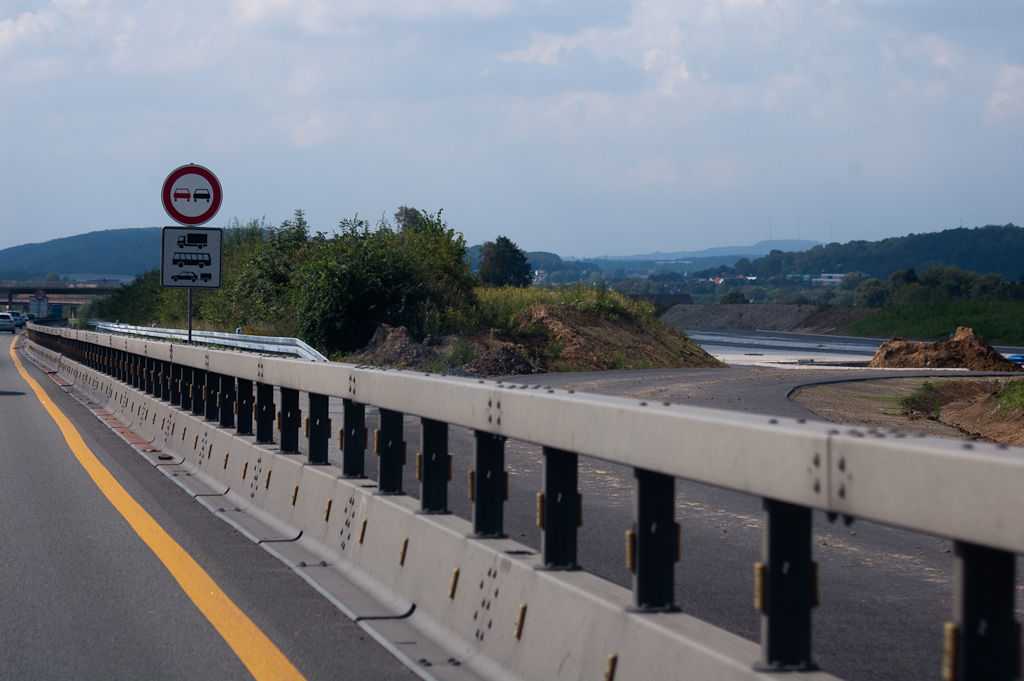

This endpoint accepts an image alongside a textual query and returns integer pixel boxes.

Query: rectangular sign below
[160,226,223,289]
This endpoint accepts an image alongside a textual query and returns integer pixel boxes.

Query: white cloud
[985,65,1024,122]
[291,110,334,146]
[624,155,677,187]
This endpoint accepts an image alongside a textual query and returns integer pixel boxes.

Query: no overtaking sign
[161,164,223,226]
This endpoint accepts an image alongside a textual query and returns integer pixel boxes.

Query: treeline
[733,224,1024,280]
[86,210,477,355]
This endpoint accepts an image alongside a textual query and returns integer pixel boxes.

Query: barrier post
[170,364,182,406]
[219,374,235,429]
[255,382,274,444]
[377,408,404,494]
[758,499,815,670]
[950,542,1018,681]
[540,447,579,570]
[342,399,365,478]
[144,357,155,395]
[472,432,506,538]
[419,418,449,514]
[192,369,206,418]
[180,366,193,412]
[308,393,329,465]
[280,387,300,453]
[236,379,253,436]
[632,468,677,611]
[205,372,220,422]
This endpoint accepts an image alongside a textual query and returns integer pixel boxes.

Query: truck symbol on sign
[178,233,208,249]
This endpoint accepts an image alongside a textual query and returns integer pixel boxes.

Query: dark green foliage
[719,290,749,304]
[738,224,1024,280]
[85,269,163,324]
[478,236,532,287]
[295,220,426,354]
[854,279,887,307]
[847,301,1024,344]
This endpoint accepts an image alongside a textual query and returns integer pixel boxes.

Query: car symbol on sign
[173,188,191,202]
[193,188,211,202]
[171,271,198,282]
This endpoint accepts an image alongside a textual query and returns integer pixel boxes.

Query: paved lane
[0,334,416,681]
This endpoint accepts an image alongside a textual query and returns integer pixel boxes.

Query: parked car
[7,311,25,328]
[0,313,15,333]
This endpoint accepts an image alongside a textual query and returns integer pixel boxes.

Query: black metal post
[280,387,300,453]
[219,374,235,429]
[758,499,815,670]
[180,366,193,412]
[191,369,206,418]
[236,379,253,436]
[255,382,274,444]
[170,364,182,406]
[951,542,1018,681]
[131,354,141,389]
[472,431,506,538]
[377,408,404,495]
[632,468,677,611]
[540,447,580,569]
[342,399,365,478]
[158,360,169,401]
[205,371,220,422]
[308,393,329,465]
[144,358,155,395]
[419,418,449,514]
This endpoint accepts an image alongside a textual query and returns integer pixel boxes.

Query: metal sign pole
[188,288,193,344]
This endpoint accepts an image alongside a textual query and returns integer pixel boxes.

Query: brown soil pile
[517,304,726,372]
[867,327,1022,372]
[347,325,433,368]
[460,344,541,377]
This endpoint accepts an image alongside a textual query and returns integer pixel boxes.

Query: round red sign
[34,289,46,301]
[161,164,223,226]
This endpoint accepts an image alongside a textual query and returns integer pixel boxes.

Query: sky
[1,0,1022,258]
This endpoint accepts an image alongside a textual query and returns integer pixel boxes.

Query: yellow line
[9,338,306,681]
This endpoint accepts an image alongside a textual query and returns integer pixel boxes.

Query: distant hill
[613,239,821,261]
[740,224,1024,280]
[0,228,161,280]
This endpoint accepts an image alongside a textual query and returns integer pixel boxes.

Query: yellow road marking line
[9,338,306,681]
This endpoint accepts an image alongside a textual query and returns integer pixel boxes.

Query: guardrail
[25,324,1024,681]
[88,321,329,361]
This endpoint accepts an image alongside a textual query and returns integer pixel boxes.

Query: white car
[0,313,16,333]
[6,311,24,328]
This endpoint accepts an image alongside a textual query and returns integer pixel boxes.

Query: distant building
[533,270,548,283]
[812,273,845,286]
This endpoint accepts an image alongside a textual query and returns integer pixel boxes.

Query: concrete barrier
[24,338,839,681]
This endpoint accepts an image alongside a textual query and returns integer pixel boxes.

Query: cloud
[624,155,677,187]
[985,65,1024,122]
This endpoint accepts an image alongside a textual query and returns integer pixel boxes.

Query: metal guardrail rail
[88,321,329,362]
[26,324,1024,681]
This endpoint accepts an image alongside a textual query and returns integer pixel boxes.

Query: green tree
[719,290,749,304]
[478,236,532,287]
[854,278,888,307]
[839,271,867,291]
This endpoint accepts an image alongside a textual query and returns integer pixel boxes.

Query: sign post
[160,164,224,343]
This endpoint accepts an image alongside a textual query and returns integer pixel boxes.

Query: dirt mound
[867,327,1022,372]
[460,344,541,377]
[519,304,725,371]
[348,325,433,367]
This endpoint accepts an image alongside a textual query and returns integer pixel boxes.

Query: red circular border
[161,164,223,226]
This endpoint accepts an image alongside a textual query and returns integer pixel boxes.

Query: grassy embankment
[847,301,1024,345]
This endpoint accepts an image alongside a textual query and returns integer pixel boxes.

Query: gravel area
[661,303,821,331]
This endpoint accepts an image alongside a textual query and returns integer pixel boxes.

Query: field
[846,301,1024,345]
